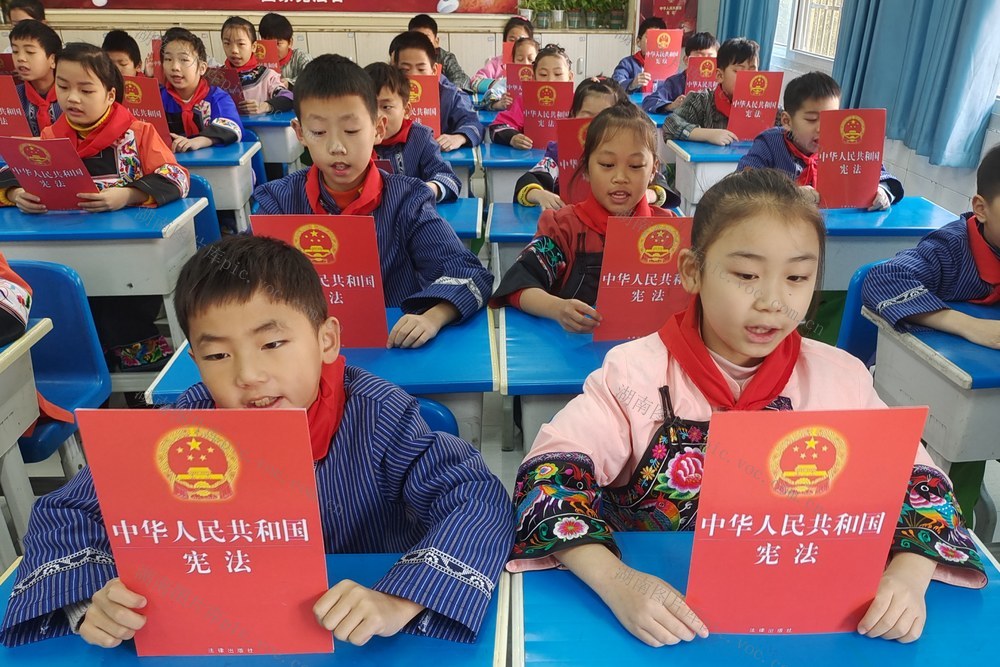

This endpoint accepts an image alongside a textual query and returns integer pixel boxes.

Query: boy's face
[412,27,439,49]
[274,38,292,60]
[782,95,840,155]
[222,27,254,67]
[395,48,435,76]
[974,194,1000,249]
[716,57,758,96]
[513,44,537,65]
[293,94,387,192]
[107,50,138,78]
[188,291,340,411]
[534,54,571,82]
[163,41,207,93]
[11,38,54,85]
[637,31,650,54]
[376,86,408,139]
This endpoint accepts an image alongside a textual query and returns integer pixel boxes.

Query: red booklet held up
[251,215,389,348]
[0,75,32,137]
[686,407,927,634]
[643,29,684,93]
[502,40,515,64]
[255,39,281,72]
[728,70,783,141]
[593,215,693,341]
[77,408,333,657]
[407,74,441,137]
[373,158,395,174]
[151,38,163,85]
[522,80,572,147]
[0,136,97,210]
[0,54,16,77]
[555,117,592,204]
[684,57,718,94]
[505,63,534,102]
[123,75,172,145]
[815,108,887,209]
[205,67,245,105]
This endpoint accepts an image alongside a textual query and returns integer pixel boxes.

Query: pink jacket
[471,55,505,90]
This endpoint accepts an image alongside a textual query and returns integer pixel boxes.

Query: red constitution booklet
[407,74,441,137]
[522,80,572,147]
[815,108,887,208]
[684,57,718,94]
[555,116,593,205]
[122,75,172,145]
[643,29,684,93]
[205,67,245,106]
[505,63,534,102]
[255,39,281,72]
[0,136,97,210]
[727,70,783,141]
[0,75,32,137]
[77,408,333,657]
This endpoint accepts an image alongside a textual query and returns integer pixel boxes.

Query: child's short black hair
[9,19,60,57]
[978,144,1000,203]
[684,31,720,55]
[388,30,436,65]
[570,75,628,116]
[57,43,124,103]
[294,54,377,120]
[8,0,45,21]
[637,16,666,39]
[364,61,409,102]
[408,13,438,35]
[502,16,533,41]
[161,27,208,63]
[783,71,841,116]
[259,12,293,42]
[533,43,571,72]
[102,30,142,68]
[513,37,540,58]
[222,16,257,43]
[175,235,328,339]
[716,37,759,70]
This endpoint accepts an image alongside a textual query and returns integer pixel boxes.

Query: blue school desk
[0,553,509,667]
[0,198,206,393]
[175,141,262,232]
[823,196,955,291]
[498,307,617,449]
[480,143,545,208]
[478,109,499,125]
[627,91,669,127]
[241,111,301,168]
[441,145,478,198]
[437,196,484,241]
[0,319,51,569]
[145,308,497,447]
[484,202,540,282]
[512,531,1000,667]
[666,139,751,214]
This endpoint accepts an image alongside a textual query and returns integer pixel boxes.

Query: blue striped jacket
[439,77,483,147]
[374,122,461,203]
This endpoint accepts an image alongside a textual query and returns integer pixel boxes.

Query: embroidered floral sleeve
[893,464,986,580]
[511,452,618,562]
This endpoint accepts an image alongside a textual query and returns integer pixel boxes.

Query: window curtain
[716,0,780,70]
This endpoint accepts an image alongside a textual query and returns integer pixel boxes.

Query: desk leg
[162,290,185,350]
[233,203,251,233]
[422,392,484,450]
[0,443,35,547]
[0,513,16,570]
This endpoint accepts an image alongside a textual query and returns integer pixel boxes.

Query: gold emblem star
[187,438,202,451]
[176,447,184,454]
[805,437,818,449]
[187,455,194,461]
[200,455,207,461]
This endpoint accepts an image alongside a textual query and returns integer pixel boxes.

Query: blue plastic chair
[836,260,885,365]
[416,397,459,436]
[11,261,111,474]
[187,174,221,247]
[242,128,269,186]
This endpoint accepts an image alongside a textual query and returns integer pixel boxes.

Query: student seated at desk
[641,31,719,115]
[0,235,514,649]
[221,16,293,115]
[159,28,244,153]
[492,103,674,332]
[101,29,142,79]
[863,144,1000,346]
[408,13,470,91]
[477,37,538,112]
[507,169,987,647]
[0,44,189,372]
[365,62,461,203]
[662,37,777,147]
[612,16,666,93]
[258,12,313,90]
[470,15,534,94]
[9,19,61,136]
[737,72,902,211]
[514,76,673,210]
[253,55,493,349]
[389,31,482,152]
[489,43,573,150]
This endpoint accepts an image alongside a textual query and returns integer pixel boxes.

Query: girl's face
[505,26,530,43]
[163,41,207,95]
[513,44,537,65]
[222,27,254,68]
[534,54,571,82]
[55,60,115,127]
[574,92,615,119]
[586,129,657,216]
[679,215,820,367]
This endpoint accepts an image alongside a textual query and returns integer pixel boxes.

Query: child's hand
[858,552,936,643]
[239,100,271,115]
[666,94,686,111]
[78,187,143,212]
[313,580,424,646]
[495,92,513,110]
[387,312,444,348]
[868,187,892,211]
[171,133,213,153]
[425,181,442,200]
[555,298,602,333]
[436,133,467,152]
[80,578,147,648]
[528,189,565,210]
[961,317,1000,349]
[798,185,821,205]
[143,53,155,78]
[9,188,46,214]
[510,133,533,150]
[601,563,708,647]
[703,128,739,146]
[632,71,652,91]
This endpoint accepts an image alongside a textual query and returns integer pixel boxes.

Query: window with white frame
[776,0,844,60]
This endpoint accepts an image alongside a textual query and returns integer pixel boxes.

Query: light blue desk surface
[147,308,496,404]
[908,302,1000,389]
[668,139,751,162]
[480,143,544,169]
[174,141,259,167]
[648,112,668,127]
[240,110,296,127]
[823,196,955,237]
[485,202,540,243]
[478,109,499,125]
[628,91,645,104]
[442,146,478,169]
[0,553,506,667]
[0,198,206,241]
[518,531,1000,666]
[437,197,483,239]
[500,307,616,395]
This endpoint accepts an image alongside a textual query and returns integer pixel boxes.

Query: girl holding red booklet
[505,168,987,646]
[0,43,189,372]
